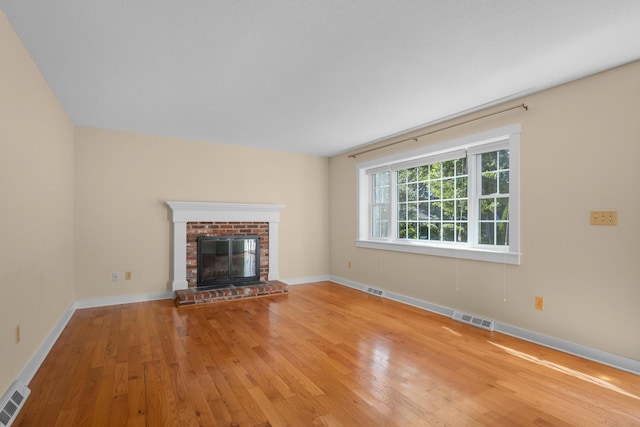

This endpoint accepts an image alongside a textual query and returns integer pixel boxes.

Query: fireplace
[197,235,261,287]
[166,202,285,292]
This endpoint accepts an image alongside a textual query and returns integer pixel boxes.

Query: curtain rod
[347,103,528,158]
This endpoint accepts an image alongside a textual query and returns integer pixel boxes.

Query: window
[357,125,520,264]
[371,171,391,238]
[478,149,510,245]
[394,157,468,242]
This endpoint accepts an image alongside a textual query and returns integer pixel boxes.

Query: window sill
[356,239,520,265]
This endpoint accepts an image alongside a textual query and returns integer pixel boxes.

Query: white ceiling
[2,1,640,157]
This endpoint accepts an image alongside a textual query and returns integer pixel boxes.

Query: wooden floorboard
[14,281,640,426]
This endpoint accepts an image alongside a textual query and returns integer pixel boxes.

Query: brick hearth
[174,280,288,306]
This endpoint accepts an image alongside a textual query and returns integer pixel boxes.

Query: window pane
[398,203,407,220]
[372,205,388,222]
[442,160,455,177]
[430,163,442,179]
[418,182,429,201]
[372,172,390,203]
[431,180,442,199]
[430,202,442,220]
[419,165,429,181]
[376,171,390,186]
[496,197,509,221]
[482,172,497,195]
[442,178,455,198]
[371,205,389,238]
[418,202,429,220]
[398,184,407,202]
[407,167,418,183]
[370,171,391,239]
[481,151,497,172]
[496,222,509,245]
[374,187,389,203]
[430,223,441,240]
[398,222,407,238]
[408,203,417,221]
[478,195,509,246]
[479,222,494,244]
[443,223,455,241]
[480,199,494,220]
[456,222,468,242]
[406,183,417,201]
[407,222,417,239]
[456,158,467,175]
[456,176,467,198]
[442,200,454,220]
[418,222,429,240]
[478,149,510,246]
[372,220,388,238]
[498,149,509,170]
[456,200,468,220]
[499,171,509,194]
[398,169,407,183]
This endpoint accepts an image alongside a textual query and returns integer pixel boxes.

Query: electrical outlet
[125,271,132,280]
[590,210,617,226]
[16,325,20,344]
[535,296,544,311]
[112,272,119,282]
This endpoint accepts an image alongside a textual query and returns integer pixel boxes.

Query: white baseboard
[74,291,173,309]
[335,276,456,318]
[330,275,640,376]
[494,323,640,376]
[283,275,331,285]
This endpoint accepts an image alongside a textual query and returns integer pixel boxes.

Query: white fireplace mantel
[167,201,286,292]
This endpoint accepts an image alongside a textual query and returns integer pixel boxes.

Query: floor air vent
[365,287,385,297]
[0,381,30,427]
[452,311,495,331]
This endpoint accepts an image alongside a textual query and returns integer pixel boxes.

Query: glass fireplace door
[231,238,257,279]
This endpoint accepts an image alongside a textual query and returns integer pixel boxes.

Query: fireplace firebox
[197,235,261,287]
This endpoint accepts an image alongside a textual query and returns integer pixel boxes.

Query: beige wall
[330,61,640,361]
[74,127,330,299]
[0,10,75,392]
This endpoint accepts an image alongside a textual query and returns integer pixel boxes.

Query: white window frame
[356,124,520,265]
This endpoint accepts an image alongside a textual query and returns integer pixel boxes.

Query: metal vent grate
[0,381,30,427]
[452,311,495,331]
[365,287,385,297]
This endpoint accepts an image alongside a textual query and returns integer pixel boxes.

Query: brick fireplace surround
[167,202,287,306]
[186,221,270,287]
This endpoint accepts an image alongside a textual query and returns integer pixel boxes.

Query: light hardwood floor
[15,282,640,426]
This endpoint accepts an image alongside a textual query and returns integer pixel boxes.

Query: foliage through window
[479,149,510,245]
[395,158,468,243]
[357,125,520,265]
